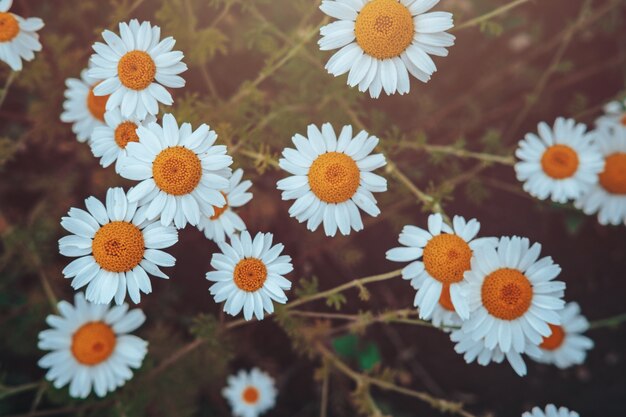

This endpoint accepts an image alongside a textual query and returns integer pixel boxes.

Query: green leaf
[357,342,381,372]
[332,334,358,358]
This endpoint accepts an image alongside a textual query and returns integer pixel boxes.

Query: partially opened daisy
[575,126,626,225]
[515,118,604,204]
[222,368,277,417]
[198,168,253,242]
[277,123,387,237]
[61,69,110,143]
[319,0,455,98]
[90,108,156,172]
[596,98,626,131]
[534,301,594,369]
[386,214,496,320]
[59,187,178,305]
[38,293,148,398]
[88,19,187,119]
[119,113,233,229]
[0,0,43,71]
[206,231,293,321]
[522,405,579,417]
[461,236,566,355]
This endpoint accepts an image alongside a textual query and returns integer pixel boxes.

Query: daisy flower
[595,98,626,131]
[534,302,594,369]
[461,236,566,355]
[88,19,187,119]
[0,0,43,71]
[89,108,156,172]
[59,187,178,305]
[386,214,496,320]
[318,0,455,98]
[574,126,626,225]
[118,113,233,229]
[38,293,148,398]
[522,405,579,417]
[197,168,253,242]
[277,123,387,237]
[515,118,604,204]
[206,231,293,321]
[222,368,277,417]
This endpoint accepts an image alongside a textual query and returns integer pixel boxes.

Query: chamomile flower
[0,0,43,71]
[386,214,496,320]
[319,0,455,98]
[461,236,566,355]
[522,405,579,417]
[277,123,387,237]
[61,69,109,143]
[197,168,253,242]
[88,19,187,119]
[515,118,604,204]
[206,231,293,321]
[575,126,626,225]
[595,99,626,131]
[89,108,156,172]
[38,293,148,399]
[534,302,594,369]
[59,187,178,305]
[119,113,233,229]
[222,368,277,417]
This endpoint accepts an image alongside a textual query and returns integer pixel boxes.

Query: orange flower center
[481,268,533,320]
[438,284,456,312]
[620,114,626,126]
[354,0,414,60]
[118,50,156,91]
[71,322,116,365]
[540,144,579,179]
[308,152,360,203]
[0,12,19,42]
[233,258,267,292]
[540,324,566,351]
[87,85,109,122]
[242,386,260,404]
[152,146,202,196]
[599,153,626,195]
[423,234,472,284]
[114,121,140,149]
[92,221,145,272]
[210,192,229,220]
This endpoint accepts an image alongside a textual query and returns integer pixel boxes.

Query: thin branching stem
[452,0,533,32]
[0,71,16,110]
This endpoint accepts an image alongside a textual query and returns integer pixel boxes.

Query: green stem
[452,0,532,32]
[589,313,626,330]
[0,71,16,110]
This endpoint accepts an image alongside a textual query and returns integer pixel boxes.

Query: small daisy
[88,19,187,119]
[222,368,277,417]
[59,187,178,305]
[319,0,455,98]
[89,108,156,172]
[461,236,566,355]
[534,302,594,369]
[386,214,496,320]
[575,126,626,226]
[206,231,293,321]
[118,113,233,229]
[197,168,253,242]
[0,0,43,71]
[595,99,626,131]
[277,123,387,237]
[522,404,579,417]
[61,69,109,143]
[38,292,148,398]
[515,118,604,204]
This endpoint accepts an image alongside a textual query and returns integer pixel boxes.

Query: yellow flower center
[114,121,140,149]
[233,258,267,292]
[0,12,19,42]
[354,0,415,60]
[540,324,566,351]
[210,192,229,220]
[87,84,109,122]
[482,268,533,320]
[423,234,472,284]
[152,146,202,196]
[117,50,156,91]
[599,153,626,195]
[308,152,360,203]
[242,386,260,404]
[71,322,116,365]
[92,221,145,272]
[438,284,456,312]
[540,144,579,179]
